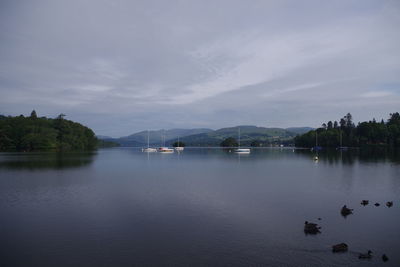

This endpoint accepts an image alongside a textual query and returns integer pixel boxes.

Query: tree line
[0,110,98,151]
[294,112,400,148]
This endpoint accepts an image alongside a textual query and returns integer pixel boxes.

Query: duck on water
[304,221,321,234]
[359,250,372,259]
[341,205,353,217]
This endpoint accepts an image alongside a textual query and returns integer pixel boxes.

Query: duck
[332,243,348,253]
[361,200,369,206]
[382,254,389,262]
[386,201,393,207]
[358,250,372,259]
[304,221,321,234]
[341,205,353,216]
[375,203,380,207]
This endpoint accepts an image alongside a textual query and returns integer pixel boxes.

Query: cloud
[361,91,395,98]
[0,0,399,136]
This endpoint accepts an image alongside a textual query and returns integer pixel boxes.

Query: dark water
[0,148,399,267]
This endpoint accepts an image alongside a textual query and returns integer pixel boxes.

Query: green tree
[0,111,97,151]
[295,112,399,148]
[172,141,185,147]
[250,140,262,147]
[30,110,37,119]
[220,137,238,147]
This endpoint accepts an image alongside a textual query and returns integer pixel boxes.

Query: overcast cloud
[0,0,399,137]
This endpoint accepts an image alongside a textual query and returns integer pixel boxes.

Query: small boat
[142,130,157,152]
[158,147,174,153]
[235,148,251,153]
[336,130,348,150]
[142,147,157,152]
[174,136,184,151]
[157,131,174,153]
[234,127,250,154]
[311,132,322,151]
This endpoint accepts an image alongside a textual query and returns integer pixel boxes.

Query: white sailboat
[234,127,250,154]
[142,130,157,152]
[174,136,184,151]
[158,131,174,153]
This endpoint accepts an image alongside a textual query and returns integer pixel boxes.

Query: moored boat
[235,148,250,153]
[158,147,174,153]
[142,130,157,153]
[234,127,250,154]
[142,147,157,152]
[174,136,184,151]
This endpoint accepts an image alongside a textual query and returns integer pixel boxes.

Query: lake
[0,147,399,266]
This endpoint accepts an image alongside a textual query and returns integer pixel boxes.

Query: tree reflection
[295,147,400,165]
[0,152,96,170]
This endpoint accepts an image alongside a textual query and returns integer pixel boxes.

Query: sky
[0,0,399,137]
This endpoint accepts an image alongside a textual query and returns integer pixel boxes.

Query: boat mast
[147,130,150,148]
[316,131,318,147]
[238,127,241,147]
[163,130,166,147]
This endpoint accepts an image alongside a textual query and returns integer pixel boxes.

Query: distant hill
[106,128,213,147]
[96,135,113,140]
[101,125,313,147]
[285,127,314,135]
[168,126,300,147]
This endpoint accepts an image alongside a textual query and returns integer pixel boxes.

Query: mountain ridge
[98,126,313,147]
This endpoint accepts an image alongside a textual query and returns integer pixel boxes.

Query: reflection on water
[295,147,400,165]
[0,152,96,170]
[0,147,399,267]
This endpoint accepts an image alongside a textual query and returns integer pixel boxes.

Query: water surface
[0,148,399,266]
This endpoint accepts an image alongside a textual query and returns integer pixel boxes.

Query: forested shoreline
[2,111,399,151]
[294,112,400,148]
[0,111,98,151]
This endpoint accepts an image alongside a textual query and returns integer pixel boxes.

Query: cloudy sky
[0,0,399,137]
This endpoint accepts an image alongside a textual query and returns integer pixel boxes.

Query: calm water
[0,148,399,267]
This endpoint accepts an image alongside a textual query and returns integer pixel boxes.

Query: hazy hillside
[168,126,299,147]
[99,126,312,147]
[285,127,314,135]
[96,135,112,139]
[104,128,213,147]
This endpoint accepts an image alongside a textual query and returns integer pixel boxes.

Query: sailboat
[142,130,157,152]
[234,127,250,154]
[311,131,322,151]
[158,131,174,153]
[174,136,184,151]
[311,131,321,160]
[336,130,348,150]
